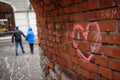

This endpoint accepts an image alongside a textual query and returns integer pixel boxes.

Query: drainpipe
[24,0,30,27]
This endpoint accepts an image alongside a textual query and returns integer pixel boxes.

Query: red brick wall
[30,0,120,79]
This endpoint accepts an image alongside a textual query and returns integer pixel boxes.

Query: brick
[95,56,108,67]
[53,55,57,61]
[90,73,101,80]
[64,7,70,14]
[56,57,66,67]
[90,43,103,54]
[57,75,62,80]
[71,74,87,80]
[71,56,78,64]
[78,59,98,73]
[91,21,116,32]
[68,47,76,56]
[81,69,90,79]
[88,0,100,10]
[45,52,53,59]
[118,21,120,32]
[60,51,67,59]
[73,65,82,74]
[109,59,120,71]
[71,74,78,80]
[85,11,97,21]
[47,60,54,70]
[43,0,51,5]
[100,0,114,8]
[96,8,120,20]
[77,41,90,51]
[108,33,120,44]
[88,32,107,43]
[44,66,49,75]
[116,0,120,6]
[74,0,84,3]
[73,65,90,78]
[66,62,73,70]
[98,66,112,79]
[72,13,85,21]
[60,0,73,7]
[53,43,59,50]
[66,54,72,61]
[59,8,65,15]
[62,15,69,22]
[60,68,73,78]
[70,4,79,13]
[79,2,88,12]
[54,10,59,17]
[113,71,120,80]
[55,36,61,43]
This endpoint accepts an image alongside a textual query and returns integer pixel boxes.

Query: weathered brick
[77,41,90,51]
[71,56,79,64]
[79,2,88,12]
[60,51,67,59]
[43,0,51,5]
[57,75,62,80]
[96,8,120,20]
[113,71,120,80]
[88,32,107,43]
[47,60,54,70]
[60,0,73,7]
[116,0,120,6]
[95,56,108,67]
[66,62,73,70]
[68,47,76,56]
[71,74,78,80]
[30,0,120,80]
[108,33,120,44]
[56,57,66,67]
[70,4,79,13]
[100,0,114,8]
[78,59,98,73]
[73,65,90,78]
[64,7,70,14]
[84,21,116,32]
[74,0,84,3]
[90,73,101,80]
[85,11,97,21]
[109,59,120,71]
[88,0,100,10]
[118,21,120,32]
[71,13,85,21]
[98,66,112,79]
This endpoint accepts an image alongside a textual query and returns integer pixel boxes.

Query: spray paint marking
[72,22,101,61]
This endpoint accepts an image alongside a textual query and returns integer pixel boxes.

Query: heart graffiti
[71,22,101,61]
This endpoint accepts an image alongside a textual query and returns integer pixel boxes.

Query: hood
[28,27,32,31]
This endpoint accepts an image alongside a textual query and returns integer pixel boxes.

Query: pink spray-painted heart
[72,22,101,62]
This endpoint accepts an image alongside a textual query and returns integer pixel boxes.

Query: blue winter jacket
[26,27,35,44]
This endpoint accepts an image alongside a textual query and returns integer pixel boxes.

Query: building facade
[0,0,37,35]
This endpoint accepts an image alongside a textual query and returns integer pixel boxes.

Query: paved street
[0,36,43,80]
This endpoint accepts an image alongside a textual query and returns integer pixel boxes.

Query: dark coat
[12,29,25,42]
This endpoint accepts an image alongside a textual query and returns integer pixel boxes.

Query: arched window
[0,2,15,35]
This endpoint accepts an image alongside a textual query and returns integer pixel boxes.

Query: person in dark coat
[26,27,35,54]
[12,27,26,56]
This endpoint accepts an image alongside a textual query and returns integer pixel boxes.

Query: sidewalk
[0,36,44,80]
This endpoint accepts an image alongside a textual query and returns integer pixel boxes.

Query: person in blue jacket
[26,27,35,54]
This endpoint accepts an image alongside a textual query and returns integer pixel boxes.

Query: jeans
[15,41,25,55]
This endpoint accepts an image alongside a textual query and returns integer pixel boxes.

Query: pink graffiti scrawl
[72,22,101,62]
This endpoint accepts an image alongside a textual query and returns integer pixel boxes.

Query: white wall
[14,11,37,35]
